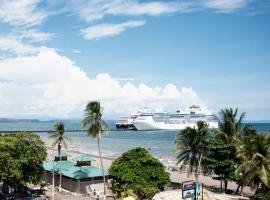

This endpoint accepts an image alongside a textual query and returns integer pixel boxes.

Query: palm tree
[236,128,270,190]
[215,108,245,144]
[49,122,69,191]
[81,101,109,195]
[214,108,245,191]
[174,121,209,187]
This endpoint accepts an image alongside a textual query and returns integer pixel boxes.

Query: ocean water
[0,121,270,161]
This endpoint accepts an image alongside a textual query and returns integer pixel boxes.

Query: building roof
[73,155,95,162]
[42,160,75,173]
[42,160,108,180]
[61,166,108,179]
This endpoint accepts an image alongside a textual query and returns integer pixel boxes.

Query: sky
[0,0,269,120]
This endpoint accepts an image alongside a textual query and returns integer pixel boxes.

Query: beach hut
[42,154,108,194]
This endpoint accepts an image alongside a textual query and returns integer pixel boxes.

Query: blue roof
[73,155,95,162]
[61,166,108,179]
[42,160,75,173]
[42,160,108,179]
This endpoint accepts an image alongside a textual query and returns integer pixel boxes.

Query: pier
[0,129,88,133]
[0,129,122,133]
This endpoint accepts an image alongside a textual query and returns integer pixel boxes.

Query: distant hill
[0,118,40,123]
[244,120,270,123]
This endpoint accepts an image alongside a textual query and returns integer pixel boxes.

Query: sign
[182,181,200,199]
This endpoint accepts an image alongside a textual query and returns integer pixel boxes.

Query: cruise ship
[132,105,218,131]
[115,115,138,130]
[115,108,150,130]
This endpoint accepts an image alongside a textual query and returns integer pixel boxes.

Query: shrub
[109,147,170,199]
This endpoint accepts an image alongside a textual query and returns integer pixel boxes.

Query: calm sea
[0,121,269,161]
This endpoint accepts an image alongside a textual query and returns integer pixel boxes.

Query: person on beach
[96,191,100,200]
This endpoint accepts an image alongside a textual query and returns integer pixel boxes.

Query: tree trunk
[235,185,241,194]
[97,136,106,196]
[225,181,228,192]
[195,152,202,200]
[58,143,62,192]
[52,153,55,200]
[240,186,243,193]
[220,180,222,190]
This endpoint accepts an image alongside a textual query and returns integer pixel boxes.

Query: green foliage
[109,147,170,199]
[174,121,209,175]
[81,101,110,138]
[209,108,245,190]
[215,108,245,144]
[252,185,270,200]
[0,132,47,185]
[49,122,70,151]
[120,188,138,199]
[236,126,270,189]
[204,137,235,183]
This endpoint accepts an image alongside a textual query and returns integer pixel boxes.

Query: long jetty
[0,129,88,133]
[0,129,121,133]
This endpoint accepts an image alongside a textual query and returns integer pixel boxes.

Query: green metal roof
[61,166,108,179]
[42,160,75,173]
[73,155,95,162]
[42,160,108,179]
[52,151,69,157]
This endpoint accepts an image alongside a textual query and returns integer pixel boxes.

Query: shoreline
[46,146,115,161]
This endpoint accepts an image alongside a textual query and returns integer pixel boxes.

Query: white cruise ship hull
[132,116,218,131]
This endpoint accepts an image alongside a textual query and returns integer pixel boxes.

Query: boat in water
[115,108,150,130]
[119,105,218,131]
[115,115,138,130]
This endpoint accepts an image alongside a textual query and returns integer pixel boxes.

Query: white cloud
[203,0,249,12]
[0,0,48,27]
[0,48,208,118]
[107,1,192,16]
[70,0,193,22]
[80,20,145,40]
[21,29,54,42]
[0,37,40,55]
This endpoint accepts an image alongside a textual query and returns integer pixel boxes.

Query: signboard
[182,181,200,199]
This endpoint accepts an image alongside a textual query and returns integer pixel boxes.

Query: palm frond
[51,139,59,148]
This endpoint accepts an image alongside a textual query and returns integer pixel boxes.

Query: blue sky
[0,0,269,120]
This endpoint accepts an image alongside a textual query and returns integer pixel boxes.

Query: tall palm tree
[215,108,245,144]
[174,121,209,186]
[236,129,270,190]
[214,108,245,191]
[215,108,245,191]
[81,101,109,195]
[49,122,69,191]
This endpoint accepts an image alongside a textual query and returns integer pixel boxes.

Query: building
[42,152,108,194]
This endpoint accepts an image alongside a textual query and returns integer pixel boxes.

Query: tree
[213,108,245,191]
[81,101,109,195]
[174,121,209,186]
[204,137,235,191]
[236,128,270,190]
[109,147,170,200]
[0,132,47,185]
[48,122,69,191]
[215,108,245,144]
